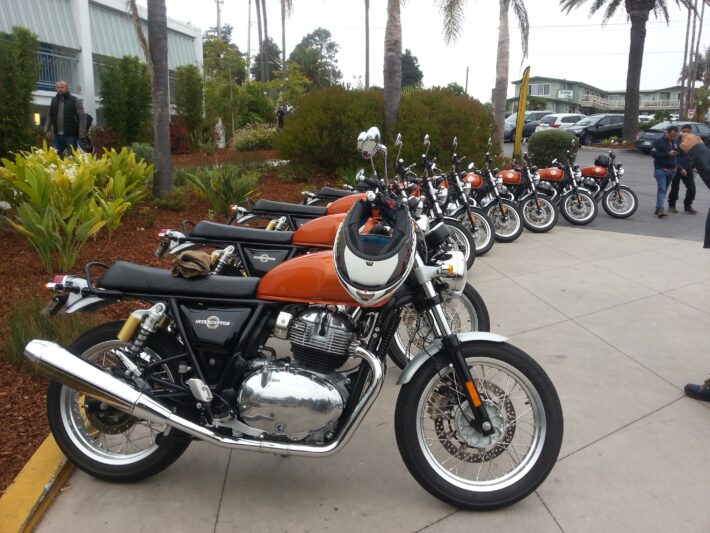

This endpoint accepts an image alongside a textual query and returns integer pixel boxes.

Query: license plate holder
[41,295,69,317]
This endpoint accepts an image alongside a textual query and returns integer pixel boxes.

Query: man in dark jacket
[44,80,86,156]
[668,124,698,214]
[677,132,710,401]
[650,125,679,218]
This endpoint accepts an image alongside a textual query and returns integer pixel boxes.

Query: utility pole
[216,0,224,40]
[465,66,469,95]
[246,0,252,83]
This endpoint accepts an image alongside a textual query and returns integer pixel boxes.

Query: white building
[0,0,203,125]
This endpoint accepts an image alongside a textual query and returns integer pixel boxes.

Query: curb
[0,435,73,533]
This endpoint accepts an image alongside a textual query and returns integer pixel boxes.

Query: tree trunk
[365,0,370,88]
[679,5,692,118]
[622,7,650,143]
[147,0,172,197]
[262,0,270,81]
[688,0,699,112]
[493,0,509,147]
[383,0,402,139]
[690,0,705,110]
[255,0,264,81]
[281,0,286,67]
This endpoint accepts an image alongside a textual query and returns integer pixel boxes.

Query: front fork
[415,256,495,436]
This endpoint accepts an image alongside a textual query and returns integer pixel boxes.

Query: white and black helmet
[333,199,416,306]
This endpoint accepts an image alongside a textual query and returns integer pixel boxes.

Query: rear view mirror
[360,126,381,159]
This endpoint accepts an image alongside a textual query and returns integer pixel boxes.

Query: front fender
[396,332,508,385]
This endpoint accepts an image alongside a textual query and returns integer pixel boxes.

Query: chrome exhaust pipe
[24,340,384,457]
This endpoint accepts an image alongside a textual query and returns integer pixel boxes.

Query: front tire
[394,341,563,510]
[443,217,476,270]
[520,194,558,233]
[389,283,490,369]
[485,200,524,243]
[560,190,598,225]
[47,322,191,483]
[602,185,638,218]
[453,207,494,256]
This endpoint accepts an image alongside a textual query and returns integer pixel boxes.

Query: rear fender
[396,332,508,385]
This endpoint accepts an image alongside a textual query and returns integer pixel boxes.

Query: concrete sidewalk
[36,227,710,533]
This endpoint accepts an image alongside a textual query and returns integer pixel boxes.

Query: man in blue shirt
[651,125,679,218]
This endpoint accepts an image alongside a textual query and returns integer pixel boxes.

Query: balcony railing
[583,96,679,111]
[580,95,609,110]
[37,48,79,92]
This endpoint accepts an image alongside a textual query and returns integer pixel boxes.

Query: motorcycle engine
[236,307,356,441]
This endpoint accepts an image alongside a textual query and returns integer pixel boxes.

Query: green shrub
[175,64,204,147]
[184,164,260,217]
[2,294,98,366]
[0,143,153,272]
[527,129,578,167]
[129,142,154,163]
[231,123,277,151]
[152,185,192,211]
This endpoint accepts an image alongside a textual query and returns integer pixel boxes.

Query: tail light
[550,124,560,128]
[46,275,68,291]
[229,204,238,213]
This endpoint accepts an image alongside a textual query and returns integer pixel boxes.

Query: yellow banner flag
[513,66,530,162]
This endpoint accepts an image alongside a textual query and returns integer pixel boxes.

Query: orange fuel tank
[581,165,608,178]
[256,250,389,307]
[463,172,483,189]
[538,167,564,181]
[326,193,367,214]
[291,213,376,248]
[497,169,521,185]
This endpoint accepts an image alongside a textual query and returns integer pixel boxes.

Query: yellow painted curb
[0,435,74,533]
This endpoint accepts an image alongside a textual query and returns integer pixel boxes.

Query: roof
[0,0,80,49]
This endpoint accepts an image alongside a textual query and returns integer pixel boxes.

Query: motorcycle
[26,127,562,510]
[578,151,638,219]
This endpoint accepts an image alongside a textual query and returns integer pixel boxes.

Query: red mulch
[0,155,332,494]
[171,148,278,168]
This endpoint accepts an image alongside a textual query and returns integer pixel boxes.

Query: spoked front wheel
[520,194,559,233]
[395,341,563,510]
[602,185,638,219]
[443,217,476,270]
[485,200,524,243]
[453,207,495,256]
[560,190,598,225]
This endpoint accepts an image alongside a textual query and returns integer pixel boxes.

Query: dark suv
[503,111,552,141]
[635,121,710,153]
[566,114,624,145]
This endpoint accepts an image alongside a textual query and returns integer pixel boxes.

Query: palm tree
[281,0,293,67]
[439,0,529,147]
[560,0,699,143]
[255,0,264,81]
[262,0,270,81]
[383,0,402,137]
[365,0,370,88]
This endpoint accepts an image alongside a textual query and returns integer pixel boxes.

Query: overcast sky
[155,0,706,102]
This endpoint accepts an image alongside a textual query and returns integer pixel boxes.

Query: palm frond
[512,0,530,59]
[281,0,293,16]
[437,0,466,44]
[602,0,623,22]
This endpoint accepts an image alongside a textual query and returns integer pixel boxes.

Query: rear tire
[47,322,191,483]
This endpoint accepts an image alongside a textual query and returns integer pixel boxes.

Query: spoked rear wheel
[395,341,563,510]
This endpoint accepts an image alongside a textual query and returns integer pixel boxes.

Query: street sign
[688,108,695,118]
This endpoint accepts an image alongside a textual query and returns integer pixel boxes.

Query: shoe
[684,383,710,402]
[685,207,698,215]
[655,209,667,218]
[668,206,678,213]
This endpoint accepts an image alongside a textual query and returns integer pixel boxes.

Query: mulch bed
[0,153,333,494]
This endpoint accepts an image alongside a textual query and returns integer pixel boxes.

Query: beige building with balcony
[507,76,681,116]
[0,0,202,126]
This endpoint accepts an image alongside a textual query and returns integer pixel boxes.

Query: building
[0,0,203,126]
[507,76,681,115]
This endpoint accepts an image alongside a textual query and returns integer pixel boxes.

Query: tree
[384,0,402,138]
[0,27,39,157]
[439,0,529,147]
[99,56,152,145]
[175,64,204,145]
[202,38,247,84]
[527,96,548,110]
[147,0,173,196]
[255,0,265,81]
[401,49,423,88]
[289,47,332,88]
[261,0,271,81]
[250,37,282,81]
[365,0,370,88]
[447,82,465,95]
[204,23,234,43]
[281,0,293,66]
[290,28,342,85]
[561,0,700,143]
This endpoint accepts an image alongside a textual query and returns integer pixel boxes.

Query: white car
[535,113,586,133]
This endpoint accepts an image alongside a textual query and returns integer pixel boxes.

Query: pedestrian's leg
[51,134,64,154]
[65,135,78,153]
[654,169,669,216]
[683,172,696,212]
[668,172,681,210]
[705,207,710,248]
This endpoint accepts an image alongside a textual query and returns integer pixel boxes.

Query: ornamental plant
[527,129,578,167]
[184,164,259,218]
[0,143,153,272]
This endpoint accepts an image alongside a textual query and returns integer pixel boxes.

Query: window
[541,116,557,124]
[562,115,582,123]
[599,116,612,125]
[612,115,624,124]
[695,124,710,135]
[529,83,550,96]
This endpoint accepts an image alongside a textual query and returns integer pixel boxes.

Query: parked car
[566,113,624,145]
[503,110,553,141]
[635,121,710,153]
[534,113,586,133]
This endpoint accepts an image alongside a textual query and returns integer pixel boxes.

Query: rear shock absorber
[211,245,235,275]
[115,303,169,383]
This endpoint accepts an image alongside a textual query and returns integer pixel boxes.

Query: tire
[389,283,490,370]
[394,341,563,510]
[443,217,476,270]
[453,207,494,256]
[602,185,638,219]
[47,321,191,482]
[582,133,593,146]
[560,190,598,225]
[520,194,559,233]
[485,200,524,243]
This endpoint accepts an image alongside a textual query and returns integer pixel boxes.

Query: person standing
[651,125,679,218]
[668,124,698,214]
[44,80,86,156]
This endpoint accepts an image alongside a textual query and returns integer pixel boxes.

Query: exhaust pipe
[24,340,384,457]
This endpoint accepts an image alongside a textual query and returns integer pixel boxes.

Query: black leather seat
[189,221,294,244]
[252,199,326,216]
[318,187,354,198]
[98,262,260,298]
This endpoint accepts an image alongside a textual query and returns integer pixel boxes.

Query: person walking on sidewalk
[668,124,698,215]
[677,132,710,400]
[44,80,87,156]
[651,125,679,218]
